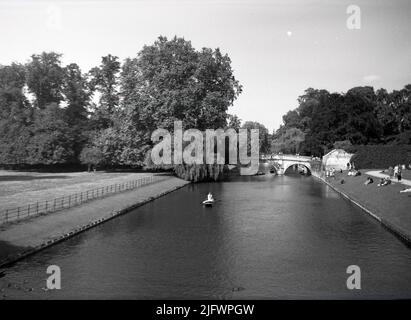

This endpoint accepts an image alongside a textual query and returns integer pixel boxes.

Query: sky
[1,0,411,132]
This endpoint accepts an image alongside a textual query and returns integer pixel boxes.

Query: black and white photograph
[0,0,411,310]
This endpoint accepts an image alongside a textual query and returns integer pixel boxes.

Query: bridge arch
[259,161,278,174]
[262,154,313,175]
[268,164,278,174]
[283,163,311,175]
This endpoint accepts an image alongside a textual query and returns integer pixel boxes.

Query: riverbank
[0,170,154,209]
[0,175,190,268]
[312,170,411,245]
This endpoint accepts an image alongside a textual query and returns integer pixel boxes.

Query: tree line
[272,86,411,156]
[1,35,409,173]
[0,36,245,171]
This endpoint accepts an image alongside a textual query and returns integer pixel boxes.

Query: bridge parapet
[262,154,313,175]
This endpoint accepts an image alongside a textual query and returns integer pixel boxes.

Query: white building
[322,149,354,171]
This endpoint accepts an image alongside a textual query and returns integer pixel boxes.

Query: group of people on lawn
[327,162,410,193]
[363,164,410,193]
[385,165,404,182]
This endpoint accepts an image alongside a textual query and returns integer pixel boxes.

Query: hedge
[351,145,411,169]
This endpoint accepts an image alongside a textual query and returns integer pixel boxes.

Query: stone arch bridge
[260,154,313,175]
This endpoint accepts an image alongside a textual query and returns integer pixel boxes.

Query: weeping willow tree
[174,163,229,182]
[172,130,233,182]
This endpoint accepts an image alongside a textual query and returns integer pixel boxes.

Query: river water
[1,174,411,299]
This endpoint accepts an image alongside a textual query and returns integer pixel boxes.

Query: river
[1,174,411,299]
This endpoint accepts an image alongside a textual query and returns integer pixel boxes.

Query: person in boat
[207,192,214,201]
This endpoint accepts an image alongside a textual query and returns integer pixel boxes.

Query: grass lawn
[401,169,411,180]
[0,170,158,210]
[325,170,411,240]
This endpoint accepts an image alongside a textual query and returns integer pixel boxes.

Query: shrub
[351,145,411,169]
[79,146,104,171]
[174,163,228,182]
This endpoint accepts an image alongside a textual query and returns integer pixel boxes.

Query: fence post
[36,202,39,215]
[17,207,20,220]
[27,204,30,217]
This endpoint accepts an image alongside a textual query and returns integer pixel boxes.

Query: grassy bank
[320,170,411,243]
[0,170,154,210]
[0,175,190,266]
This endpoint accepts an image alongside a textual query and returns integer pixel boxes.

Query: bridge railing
[0,175,157,226]
[263,154,314,161]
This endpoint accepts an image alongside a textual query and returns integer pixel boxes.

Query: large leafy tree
[340,86,382,145]
[0,63,32,165]
[26,52,64,109]
[226,114,242,130]
[275,86,388,156]
[241,121,270,155]
[26,104,76,165]
[62,63,91,124]
[271,127,305,154]
[120,36,242,133]
[111,36,242,165]
[89,54,121,129]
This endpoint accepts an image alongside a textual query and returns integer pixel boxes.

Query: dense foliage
[350,145,411,169]
[272,86,411,158]
[0,36,242,180]
[2,36,409,175]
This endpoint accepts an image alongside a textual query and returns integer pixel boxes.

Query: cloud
[362,74,381,83]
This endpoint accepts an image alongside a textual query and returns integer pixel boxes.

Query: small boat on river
[203,193,215,207]
[202,199,214,207]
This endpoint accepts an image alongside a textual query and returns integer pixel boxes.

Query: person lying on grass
[364,177,374,185]
[400,188,411,193]
[348,170,361,177]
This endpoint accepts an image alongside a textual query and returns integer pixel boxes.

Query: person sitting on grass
[364,177,374,185]
[378,177,392,187]
[348,170,361,177]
